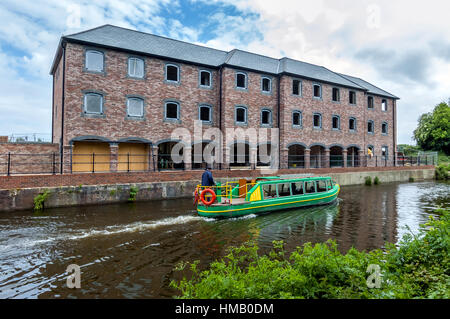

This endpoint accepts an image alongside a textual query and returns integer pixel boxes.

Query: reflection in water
[0,181,448,299]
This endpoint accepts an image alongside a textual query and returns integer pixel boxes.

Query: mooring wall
[0,167,435,212]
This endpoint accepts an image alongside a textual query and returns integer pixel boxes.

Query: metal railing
[0,152,437,176]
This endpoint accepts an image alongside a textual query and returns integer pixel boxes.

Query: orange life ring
[200,189,216,206]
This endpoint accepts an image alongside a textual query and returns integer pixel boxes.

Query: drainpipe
[277,75,281,170]
[60,42,66,174]
[393,99,397,166]
[218,66,223,170]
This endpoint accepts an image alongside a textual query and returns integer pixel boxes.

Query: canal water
[0,181,448,299]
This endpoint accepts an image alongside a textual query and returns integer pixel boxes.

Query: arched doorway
[257,143,272,167]
[158,141,185,170]
[192,142,216,170]
[310,145,326,168]
[288,144,305,168]
[329,145,344,168]
[230,142,250,167]
[347,146,360,167]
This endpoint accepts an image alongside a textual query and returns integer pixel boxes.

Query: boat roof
[256,176,332,184]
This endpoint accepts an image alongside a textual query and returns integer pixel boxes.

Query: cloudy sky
[0,0,449,144]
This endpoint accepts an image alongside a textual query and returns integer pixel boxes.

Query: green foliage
[374,176,380,185]
[171,208,450,299]
[33,189,50,211]
[435,164,450,180]
[128,186,138,202]
[409,177,415,183]
[365,176,372,186]
[413,101,450,155]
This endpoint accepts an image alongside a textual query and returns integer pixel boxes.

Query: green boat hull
[197,184,340,218]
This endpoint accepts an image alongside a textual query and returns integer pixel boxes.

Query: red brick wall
[0,143,60,174]
[62,42,220,146]
[53,42,397,168]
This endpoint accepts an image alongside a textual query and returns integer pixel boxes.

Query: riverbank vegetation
[171,208,449,299]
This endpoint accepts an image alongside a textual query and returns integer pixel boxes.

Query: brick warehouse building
[49,24,399,173]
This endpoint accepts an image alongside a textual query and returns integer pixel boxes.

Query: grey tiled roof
[64,25,228,67]
[338,73,399,99]
[57,24,398,98]
[280,58,363,89]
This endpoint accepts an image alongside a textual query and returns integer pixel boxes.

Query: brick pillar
[62,145,73,174]
[184,146,192,171]
[342,149,348,168]
[280,148,289,169]
[358,150,364,167]
[304,149,310,169]
[109,143,119,172]
[325,148,330,168]
[250,147,258,169]
[150,145,158,171]
[222,146,230,170]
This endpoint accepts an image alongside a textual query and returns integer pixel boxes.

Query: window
[127,97,144,117]
[292,79,302,96]
[382,99,388,111]
[199,70,211,87]
[128,57,144,78]
[382,122,388,135]
[381,146,388,159]
[367,120,374,134]
[316,180,328,192]
[292,111,302,127]
[313,84,322,99]
[332,115,340,130]
[199,104,212,123]
[349,117,356,131]
[165,64,179,82]
[349,91,356,105]
[277,183,291,197]
[84,93,103,114]
[261,109,272,126]
[313,113,322,129]
[85,50,104,72]
[304,181,316,194]
[263,184,276,198]
[368,96,374,109]
[261,77,271,93]
[236,72,247,89]
[332,88,340,102]
[235,106,247,124]
[165,101,180,120]
[291,182,304,195]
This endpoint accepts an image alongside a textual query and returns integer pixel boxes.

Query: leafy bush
[128,186,139,202]
[171,208,450,299]
[374,177,380,185]
[33,189,50,211]
[365,176,372,186]
[435,164,449,180]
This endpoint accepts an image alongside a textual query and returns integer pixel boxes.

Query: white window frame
[198,104,212,123]
[85,50,104,72]
[199,70,212,88]
[127,97,144,117]
[128,57,145,78]
[165,64,180,83]
[84,93,103,114]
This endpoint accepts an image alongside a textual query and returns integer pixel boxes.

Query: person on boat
[201,165,216,187]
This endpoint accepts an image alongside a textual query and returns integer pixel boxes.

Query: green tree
[413,101,450,154]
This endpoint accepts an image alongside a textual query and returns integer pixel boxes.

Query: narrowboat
[195,176,340,218]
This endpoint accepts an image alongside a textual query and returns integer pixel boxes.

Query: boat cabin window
[291,182,304,195]
[316,180,328,192]
[277,183,291,197]
[263,184,276,199]
[304,181,316,194]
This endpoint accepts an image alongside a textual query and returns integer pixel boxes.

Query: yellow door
[118,143,148,171]
[72,142,111,172]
